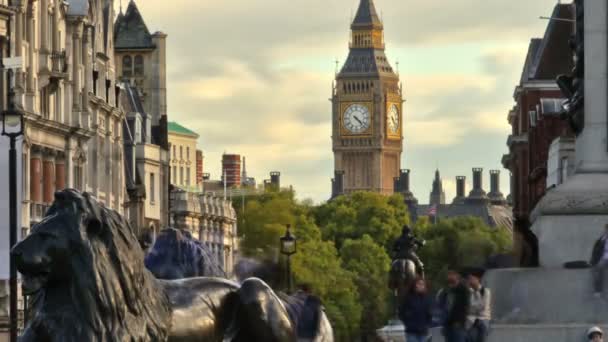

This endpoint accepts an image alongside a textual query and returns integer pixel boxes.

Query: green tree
[235,190,320,258]
[340,235,392,340]
[315,192,409,251]
[415,216,512,290]
[292,239,362,342]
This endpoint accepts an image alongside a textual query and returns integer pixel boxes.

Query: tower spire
[352,0,383,29]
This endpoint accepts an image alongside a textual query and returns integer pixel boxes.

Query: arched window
[122,55,132,78]
[134,55,144,76]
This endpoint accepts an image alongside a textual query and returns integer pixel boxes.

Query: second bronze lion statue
[11,189,333,342]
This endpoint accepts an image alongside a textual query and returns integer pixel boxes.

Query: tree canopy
[234,190,513,341]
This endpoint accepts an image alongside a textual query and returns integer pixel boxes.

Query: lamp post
[2,87,24,342]
[279,224,296,293]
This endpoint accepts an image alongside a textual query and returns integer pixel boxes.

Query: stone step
[486,268,608,324]
[488,324,608,342]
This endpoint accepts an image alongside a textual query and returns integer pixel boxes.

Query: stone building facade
[115,0,169,238]
[170,189,238,276]
[168,121,198,190]
[12,0,125,228]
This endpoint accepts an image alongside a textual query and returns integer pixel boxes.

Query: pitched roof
[352,0,383,29]
[168,121,199,138]
[416,203,513,231]
[531,3,573,80]
[114,0,155,50]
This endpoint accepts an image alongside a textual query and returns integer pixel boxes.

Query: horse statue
[389,227,425,304]
[145,227,227,279]
[11,189,333,342]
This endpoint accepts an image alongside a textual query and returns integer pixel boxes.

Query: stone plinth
[530,173,608,267]
[487,268,608,324]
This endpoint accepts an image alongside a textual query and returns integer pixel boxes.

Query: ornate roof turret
[338,0,396,78]
[114,0,155,50]
[429,169,446,205]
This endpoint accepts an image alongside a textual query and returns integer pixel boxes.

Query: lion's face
[11,210,82,295]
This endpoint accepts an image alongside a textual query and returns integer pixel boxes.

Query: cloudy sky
[124,0,560,203]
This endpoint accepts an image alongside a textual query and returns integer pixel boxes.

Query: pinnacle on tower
[352,0,383,29]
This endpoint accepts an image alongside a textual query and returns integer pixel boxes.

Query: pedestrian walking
[399,277,433,342]
[466,268,491,342]
[438,269,470,342]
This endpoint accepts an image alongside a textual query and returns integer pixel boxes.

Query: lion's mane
[41,189,171,341]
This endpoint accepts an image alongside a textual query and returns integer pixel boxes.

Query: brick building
[502,3,574,266]
[196,150,204,186]
[222,154,241,188]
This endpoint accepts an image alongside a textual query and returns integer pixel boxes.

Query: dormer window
[134,55,144,76]
[122,56,132,78]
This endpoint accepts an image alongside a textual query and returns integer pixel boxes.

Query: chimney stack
[400,169,411,193]
[453,176,466,204]
[393,177,401,193]
[488,170,507,205]
[473,168,483,190]
[332,171,345,198]
[270,172,281,189]
[467,168,489,203]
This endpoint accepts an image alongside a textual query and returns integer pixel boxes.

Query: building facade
[115,0,169,238]
[332,0,403,194]
[502,3,574,265]
[397,169,513,230]
[168,121,198,190]
[14,0,125,228]
[222,153,241,188]
[170,189,238,276]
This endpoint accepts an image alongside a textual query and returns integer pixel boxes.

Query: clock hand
[354,116,363,125]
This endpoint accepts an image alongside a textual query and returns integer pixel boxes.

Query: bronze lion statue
[11,189,333,341]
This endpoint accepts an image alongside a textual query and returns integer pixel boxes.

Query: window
[173,166,176,183]
[180,167,184,185]
[134,55,144,76]
[541,98,566,115]
[187,147,190,160]
[122,56,132,78]
[150,173,155,203]
[528,111,537,128]
[180,146,183,159]
[186,167,190,186]
[173,145,176,158]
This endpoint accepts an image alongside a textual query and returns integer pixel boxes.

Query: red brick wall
[196,150,204,185]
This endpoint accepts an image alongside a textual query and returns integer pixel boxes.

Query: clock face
[343,104,371,134]
[388,104,400,134]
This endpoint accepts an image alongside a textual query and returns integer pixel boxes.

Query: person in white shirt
[590,224,608,297]
[466,268,491,342]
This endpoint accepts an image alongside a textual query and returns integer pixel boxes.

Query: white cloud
[122,0,558,202]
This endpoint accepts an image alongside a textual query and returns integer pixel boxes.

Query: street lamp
[279,224,296,293]
[2,92,24,342]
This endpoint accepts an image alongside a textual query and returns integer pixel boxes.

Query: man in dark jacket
[591,224,608,297]
[439,269,470,342]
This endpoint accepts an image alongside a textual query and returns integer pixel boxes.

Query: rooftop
[168,121,199,138]
[114,0,155,50]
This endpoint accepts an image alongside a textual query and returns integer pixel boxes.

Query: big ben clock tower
[332,0,403,194]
